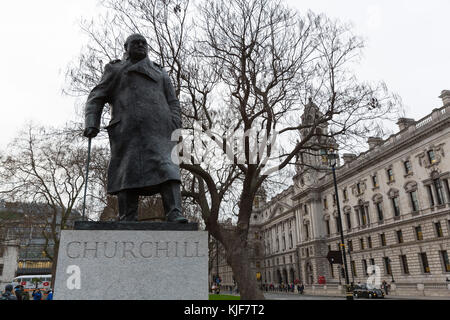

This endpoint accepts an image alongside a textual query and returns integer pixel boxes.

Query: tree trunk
[225,234,265,300]
[51,240,59,291]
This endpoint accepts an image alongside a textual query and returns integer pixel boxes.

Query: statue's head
[124,33,148,62]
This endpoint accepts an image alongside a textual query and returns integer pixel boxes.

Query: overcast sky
[0,0,449,151]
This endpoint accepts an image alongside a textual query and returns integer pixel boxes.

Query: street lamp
[322,148,354,300]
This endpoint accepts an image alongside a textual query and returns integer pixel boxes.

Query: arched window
[372,194,384,221]
[387,188,401,218]
[404,181,419,213]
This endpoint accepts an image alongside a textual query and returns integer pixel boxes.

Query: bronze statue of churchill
[83,34,187,223]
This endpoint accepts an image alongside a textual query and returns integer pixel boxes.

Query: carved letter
[66,241,81,259]
[139,242,153,258]
[156,241,169,258]
[83,242,99,258]
[103,242,119,259]
[122,242,137,258]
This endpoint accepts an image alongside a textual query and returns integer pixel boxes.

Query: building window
[400,255,410,274]
[441,251,450,272]
[360,238,365,250]
[333,194,337,206]
[435,222,443,238]
[380,233,386,246]
[360,206,368,225]
[367,236,372,249]
[404,160,412,174]
[356,183,362,195]
[387,169,394,182]
[445,180,450,201]
[427,150,436,164]
[392,196,401,217]
[345,212,351,230]
[304,224,310,240]
[372,175,379,188]
[409,191,420,212]
[384,257,392,275]
[336,217,341,233]
[420,252,430,273]
[323,197,328,210]
[415,226,423,241]
[343,188,348,201]
[347,240,353,252]
[0,263,3,276]
[426,185,435,207]
[434,179,445,205]
[370,258,375,266]
[376,202,384,221]
[351,260,357,277]
[325,220,330,236]
[396,230,403,244]
[362,259,368,275]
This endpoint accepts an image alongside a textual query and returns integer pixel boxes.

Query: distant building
[0,201,81,287]
[249,90,450,296]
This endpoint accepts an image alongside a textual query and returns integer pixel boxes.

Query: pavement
[262,291,450,300]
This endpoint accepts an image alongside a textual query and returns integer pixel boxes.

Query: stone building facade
[249,90,450,296]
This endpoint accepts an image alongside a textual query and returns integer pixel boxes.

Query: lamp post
[323,149,353,300]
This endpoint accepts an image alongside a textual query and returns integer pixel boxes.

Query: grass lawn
[209,294,241,300]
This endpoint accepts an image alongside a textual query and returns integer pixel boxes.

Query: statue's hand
[83,127,99,138]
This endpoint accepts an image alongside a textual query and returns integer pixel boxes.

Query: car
[352,284,385,299]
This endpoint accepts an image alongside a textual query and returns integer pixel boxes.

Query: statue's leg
[160,181,188,223]
[117,190,139,221]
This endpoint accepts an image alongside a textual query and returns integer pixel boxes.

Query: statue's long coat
[85,57,181,195]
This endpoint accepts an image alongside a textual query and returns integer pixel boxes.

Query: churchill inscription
[65,240,205,259]
[54,230,208,300]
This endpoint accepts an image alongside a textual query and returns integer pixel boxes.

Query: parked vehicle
[353,284,385,299]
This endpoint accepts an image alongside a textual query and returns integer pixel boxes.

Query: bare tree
[0,124,99,285]
[65,0,402,299]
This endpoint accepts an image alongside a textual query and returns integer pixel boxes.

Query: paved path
[263,291,450,300]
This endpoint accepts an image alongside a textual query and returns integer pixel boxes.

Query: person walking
[32,289,42,300]
[1,285,18,300]
[382,280,389,296]
[14,285,23,301]
[299,283,305,294]
[20,286,30,301]
[46,289,53,300]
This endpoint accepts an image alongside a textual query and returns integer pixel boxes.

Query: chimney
[367,137,383,149]
[439,90,450,107]
[396,118,416,131]
[342,153,357,164]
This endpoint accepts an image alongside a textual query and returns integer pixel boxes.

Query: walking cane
[82,137,92,221]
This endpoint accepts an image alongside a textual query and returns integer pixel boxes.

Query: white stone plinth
[53,230,208,300]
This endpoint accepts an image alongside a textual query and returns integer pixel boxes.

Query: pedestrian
[32,289,42,301]
[382,280,389,295]
[1,284,18,300]
[299,283,305,294]
[14,285,23,301]
[20,286,30,300]
[46,289,53,300]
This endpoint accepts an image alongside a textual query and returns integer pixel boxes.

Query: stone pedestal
[53,222,208,300]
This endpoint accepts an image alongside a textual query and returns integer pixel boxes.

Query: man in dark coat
[84,33,187,223]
